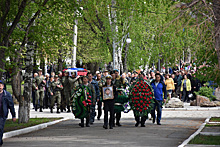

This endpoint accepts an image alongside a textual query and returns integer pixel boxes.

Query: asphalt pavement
[3,103,220,147]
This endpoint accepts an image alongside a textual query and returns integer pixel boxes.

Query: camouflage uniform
[62,75,71,112]
[69,76,82,90]
[33,75,46,112]
[96,79,105,119]
[49,77,63,113]
[114,76,126,126]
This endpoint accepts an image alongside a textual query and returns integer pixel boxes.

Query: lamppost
[124,36,131,73]
[71,5,83,68]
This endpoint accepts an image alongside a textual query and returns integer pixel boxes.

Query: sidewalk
[8,103,220,120]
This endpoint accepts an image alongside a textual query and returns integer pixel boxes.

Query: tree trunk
[213,0,220,71]
[11,67,21,100]
[19,42,34,123]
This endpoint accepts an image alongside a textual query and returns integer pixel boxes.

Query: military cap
[113,69,119,73]
[106,75,112,79]
[38,69,42,72]
[104,70,109,72]
[133,71,138,74]
[54,75,59,78]
[82,75,89,79]
[58,71,62,74]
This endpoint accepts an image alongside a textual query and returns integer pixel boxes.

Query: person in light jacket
[181,74,191,102]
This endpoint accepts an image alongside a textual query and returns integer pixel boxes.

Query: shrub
[195,86,216,101]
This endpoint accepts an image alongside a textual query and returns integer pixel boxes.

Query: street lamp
[124,35,131,73]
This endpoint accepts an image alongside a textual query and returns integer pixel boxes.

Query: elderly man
[0,80,16,146]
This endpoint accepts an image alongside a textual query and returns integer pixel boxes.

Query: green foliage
[194,87,216,101]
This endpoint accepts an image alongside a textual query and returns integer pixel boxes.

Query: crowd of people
[31,63,205,129]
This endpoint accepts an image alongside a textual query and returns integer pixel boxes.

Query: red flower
[87,99,91,102]
[88,103,92,105]
[88,96,91,99]
[147,104,149,107]
[135,85,137,87]
[135,90,137,92]
[143,89,145,92]
[149,101,151,104]
[138,104,140,106]
[144,82,146,84]
[133,88,135,91]
[144,107,147,110]
[87,92,89,95]
[144,101,147,103]
[137,82,139,84]
[137,93,140,96]
[140,96,143,98]
[146,85,148,87]
[141,86,143,89]
[139,109,142,112]
[140,100,143,103]
[132,97,134,100]
[150,97,152,99]
[82,101,87,106]
[143,103,145,106]
[132,100,134,103]
[139,84,141,87]
[132,92,134,95]
[140,105,143,108]
[136,97,139,100]
[136,101,138,103]
[133,93,136,96]
[144,97,146,100]
[145,93,147,95]
[139,89,141,92]
[147,98,150,101]
[137,87,139,89]
[134,104,137,107]
[142,93,144,95]
[149,92,152,95]
[136,108,139,110]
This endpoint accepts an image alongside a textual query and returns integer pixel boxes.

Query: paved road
[3,104,220,147]
[3,117,204,147]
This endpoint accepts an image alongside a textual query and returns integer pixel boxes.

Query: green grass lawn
[4,118,62,132]
[189,135,220,145]
[210,117,220,122]
[206,124,220,127]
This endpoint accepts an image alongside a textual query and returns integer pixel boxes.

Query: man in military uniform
[113,69,125,126]
[49,75,63,113]
[58,71,65,112]
[87,72,100,124]
[96,73,105,120]
[69,72,81,90]
[33,69,46,112]
[62,71,71,112]
[79,76,96,127]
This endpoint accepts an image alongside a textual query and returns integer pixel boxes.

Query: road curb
[178,116,211,147]
[3,118,69,139]
[164,107,220,111]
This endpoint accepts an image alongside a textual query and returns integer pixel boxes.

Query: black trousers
[182,88,189,102]
[134,112,147,125]
[114,112,121,124]
[97,100,102,118]
[81,116,90,126]
[103,100,114,127]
